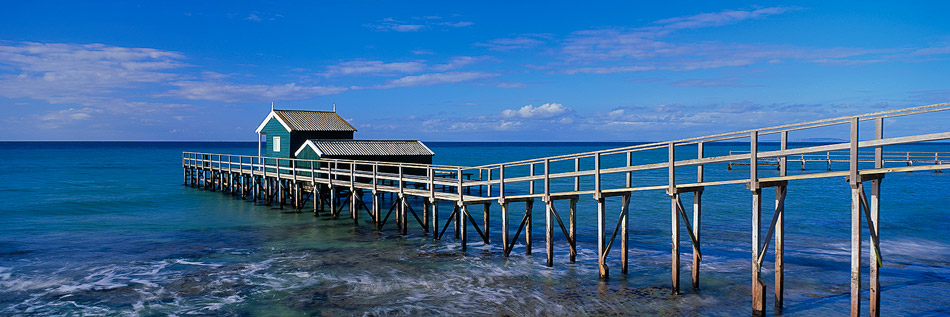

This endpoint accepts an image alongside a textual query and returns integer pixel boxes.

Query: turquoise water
[1,141,948,315]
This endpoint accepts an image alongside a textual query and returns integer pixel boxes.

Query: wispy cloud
[0,41,185,104]
[322,59,427,77]
[161,81,347,102]
[653,6,800,31]
[321,56,490,78]
[667,77,760,88]
[431,56,491,71]
[233,12,283,22]
[364,71,497,89]
[470,7,938,76]
[40,107,102,122]
[475,34,552,51]
[367,16,473,32]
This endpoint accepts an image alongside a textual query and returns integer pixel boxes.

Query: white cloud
[322,59,426,76]
[653,6,799,31]
[466,7,922,76]
[442,21,474,28]
[367,17,474,32]
[239,12,283,22]
[496,82,527,88]
[367,71,497,89]
[367,18,427,32]
[40,107,102,122]
[0,41,187,109]
[475,34,552,51]
[501,103,571,119]
[431,56,490,71]
[161,81,347,102]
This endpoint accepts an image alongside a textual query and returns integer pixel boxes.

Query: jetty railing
[183,102,950,316]
[726,150,949,170]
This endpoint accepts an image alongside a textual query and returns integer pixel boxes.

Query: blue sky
[1,1,948,141]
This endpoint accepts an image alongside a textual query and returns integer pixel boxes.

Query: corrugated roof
[307,140,434,156]
[273,110,357,132]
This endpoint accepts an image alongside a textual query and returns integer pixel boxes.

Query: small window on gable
[273,136,281,152]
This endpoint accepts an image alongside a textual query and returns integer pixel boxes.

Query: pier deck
[184,103,950,316]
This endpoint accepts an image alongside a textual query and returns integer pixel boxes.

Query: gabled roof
[255,110,357,133]
[295,139,435,157]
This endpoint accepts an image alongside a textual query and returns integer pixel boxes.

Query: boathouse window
[273,136,280,152]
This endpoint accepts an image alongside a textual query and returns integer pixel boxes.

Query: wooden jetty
[183,103,950,316]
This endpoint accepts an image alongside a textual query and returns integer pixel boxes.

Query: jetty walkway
[183,103,949,316]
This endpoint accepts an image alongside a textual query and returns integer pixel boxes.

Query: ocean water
[1,141,948,316]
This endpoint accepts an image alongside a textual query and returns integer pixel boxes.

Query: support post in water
[545,159,553,267]
[750,130,766,316]
[870,117,884,317]
[595,152,607,279]
[775,131,787,311]
[669,141,679,294]
[570,197,577,263]
[849,117,861,317]
[693,141,704,290]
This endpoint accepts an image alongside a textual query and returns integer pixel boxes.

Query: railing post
[574,158,580,192]
[499,164,508,250]
[626,151,632,188]
[529,163,535,194]
[486,168,492,197]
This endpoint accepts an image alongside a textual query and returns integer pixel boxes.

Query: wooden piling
[775,132,787,311]
[546,199,554,267]
[431,198,439,239]
[545,159,553,267]
[752,188,766,316]
[693,141,704,289]
[850,117,861,317]
[501,201,509,255]
[570,198,577,263]
[483,203,490,243]
[595,152,607,279]
[669,142,679,294]
[621,193,630,275]
[870,118,883,317]
[460,204,468,252]
[526,199,533,255]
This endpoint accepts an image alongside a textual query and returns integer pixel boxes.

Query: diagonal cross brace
[602,194,630,260]
[858,183,884,267]
[462,205,489,243]
[505,211,531,257]
[674,195,703,262]
[438,205,459,240]
[548,204,576,249]
[379,199,400,229]
[404,198,427,231]
[756,186,785,266]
